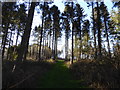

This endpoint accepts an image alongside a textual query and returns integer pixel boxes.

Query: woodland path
[38,60,84,88]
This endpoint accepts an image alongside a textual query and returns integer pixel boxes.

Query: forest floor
[3,60,85,89]
[3,58,119,88]
[38,60,85,88]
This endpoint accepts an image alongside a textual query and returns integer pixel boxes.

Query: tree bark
[71,2,74,64]
[49,29,51,49]
[71,23,74,64]
[2,23,9,60]
[55,32,57,60]
[15,29,20,46]
[92,2,97,59]
[52,29,54,59]
[65,30,68,60]
[104,18,111,57]
[53,28,55,60]
[39,13,44,60]
[39,2,45,60]
[7,31,12,60]
[96,2,102,58]
[16,2,36,62]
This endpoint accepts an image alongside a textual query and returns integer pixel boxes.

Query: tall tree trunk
[45,34,47,59]
[79,25,82,60]
[42,29,45,58]
[36,44,39,60]
[52,18,55,60]
[15,29,20,46]
[96,2,102,58]
[87,35,89,59]
[32,47,35,59]
[92,2,97,59]
[65,30,68,60]
[81,42,83,59]
[79,20,82,60]
[75,35,78,60]
[2,23,9,60]
[49,30,51,49]
[71,23,74,64]
[55,32,57,60]
[13,29,19,54]
[53,29,55,60]
[104,18,111,57]
[29,45,32,57]
[7,31,12,60]
[71,2,74,64]
[39,11,44,60]
[16,2,36,62]
[52,30,54,59]
[78,17,82,60]
[47,33,49,47]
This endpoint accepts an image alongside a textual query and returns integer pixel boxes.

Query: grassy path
[38,60,83,88]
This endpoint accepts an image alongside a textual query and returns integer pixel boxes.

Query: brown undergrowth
[2,59,54,89]
[70,57,120,88]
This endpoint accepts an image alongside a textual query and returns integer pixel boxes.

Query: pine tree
[50,5,61,60]
[82,20,90,59]
[62,6,71,60]
[96,2,102,59]
[16,2,36,62]
[2,2,17,60]
[74,3,85,60]
[100,2,111,57]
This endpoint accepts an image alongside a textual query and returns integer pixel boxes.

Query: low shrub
[70,59,120,88]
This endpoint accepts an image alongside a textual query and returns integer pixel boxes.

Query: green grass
[38,60,84,88]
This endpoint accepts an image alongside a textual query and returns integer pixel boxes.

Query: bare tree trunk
[2,23,9,60]
[13,29,20,55]
[96,2,102,58]
[47,33,49,48]
[39,12,44,60]
[7,31,12,60]
[55,32,57,60]
[104,18,111,57]
[65,30,68,60]
[15,29,20,46]
[71,2,74,64]
[42,29,45,58]
[92,2,97,59]
[45,34,47,59]
[78,18,82,60]
[52,30,54,57]
[80,35,82,59]
[87,35,89,59]
[74,36,77,60]
[39,3,48,61]
[53,29,55,60]
[49,30,51,49]
[29,45,32,57]
[16,2,36,62]
[33,47,35,59]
